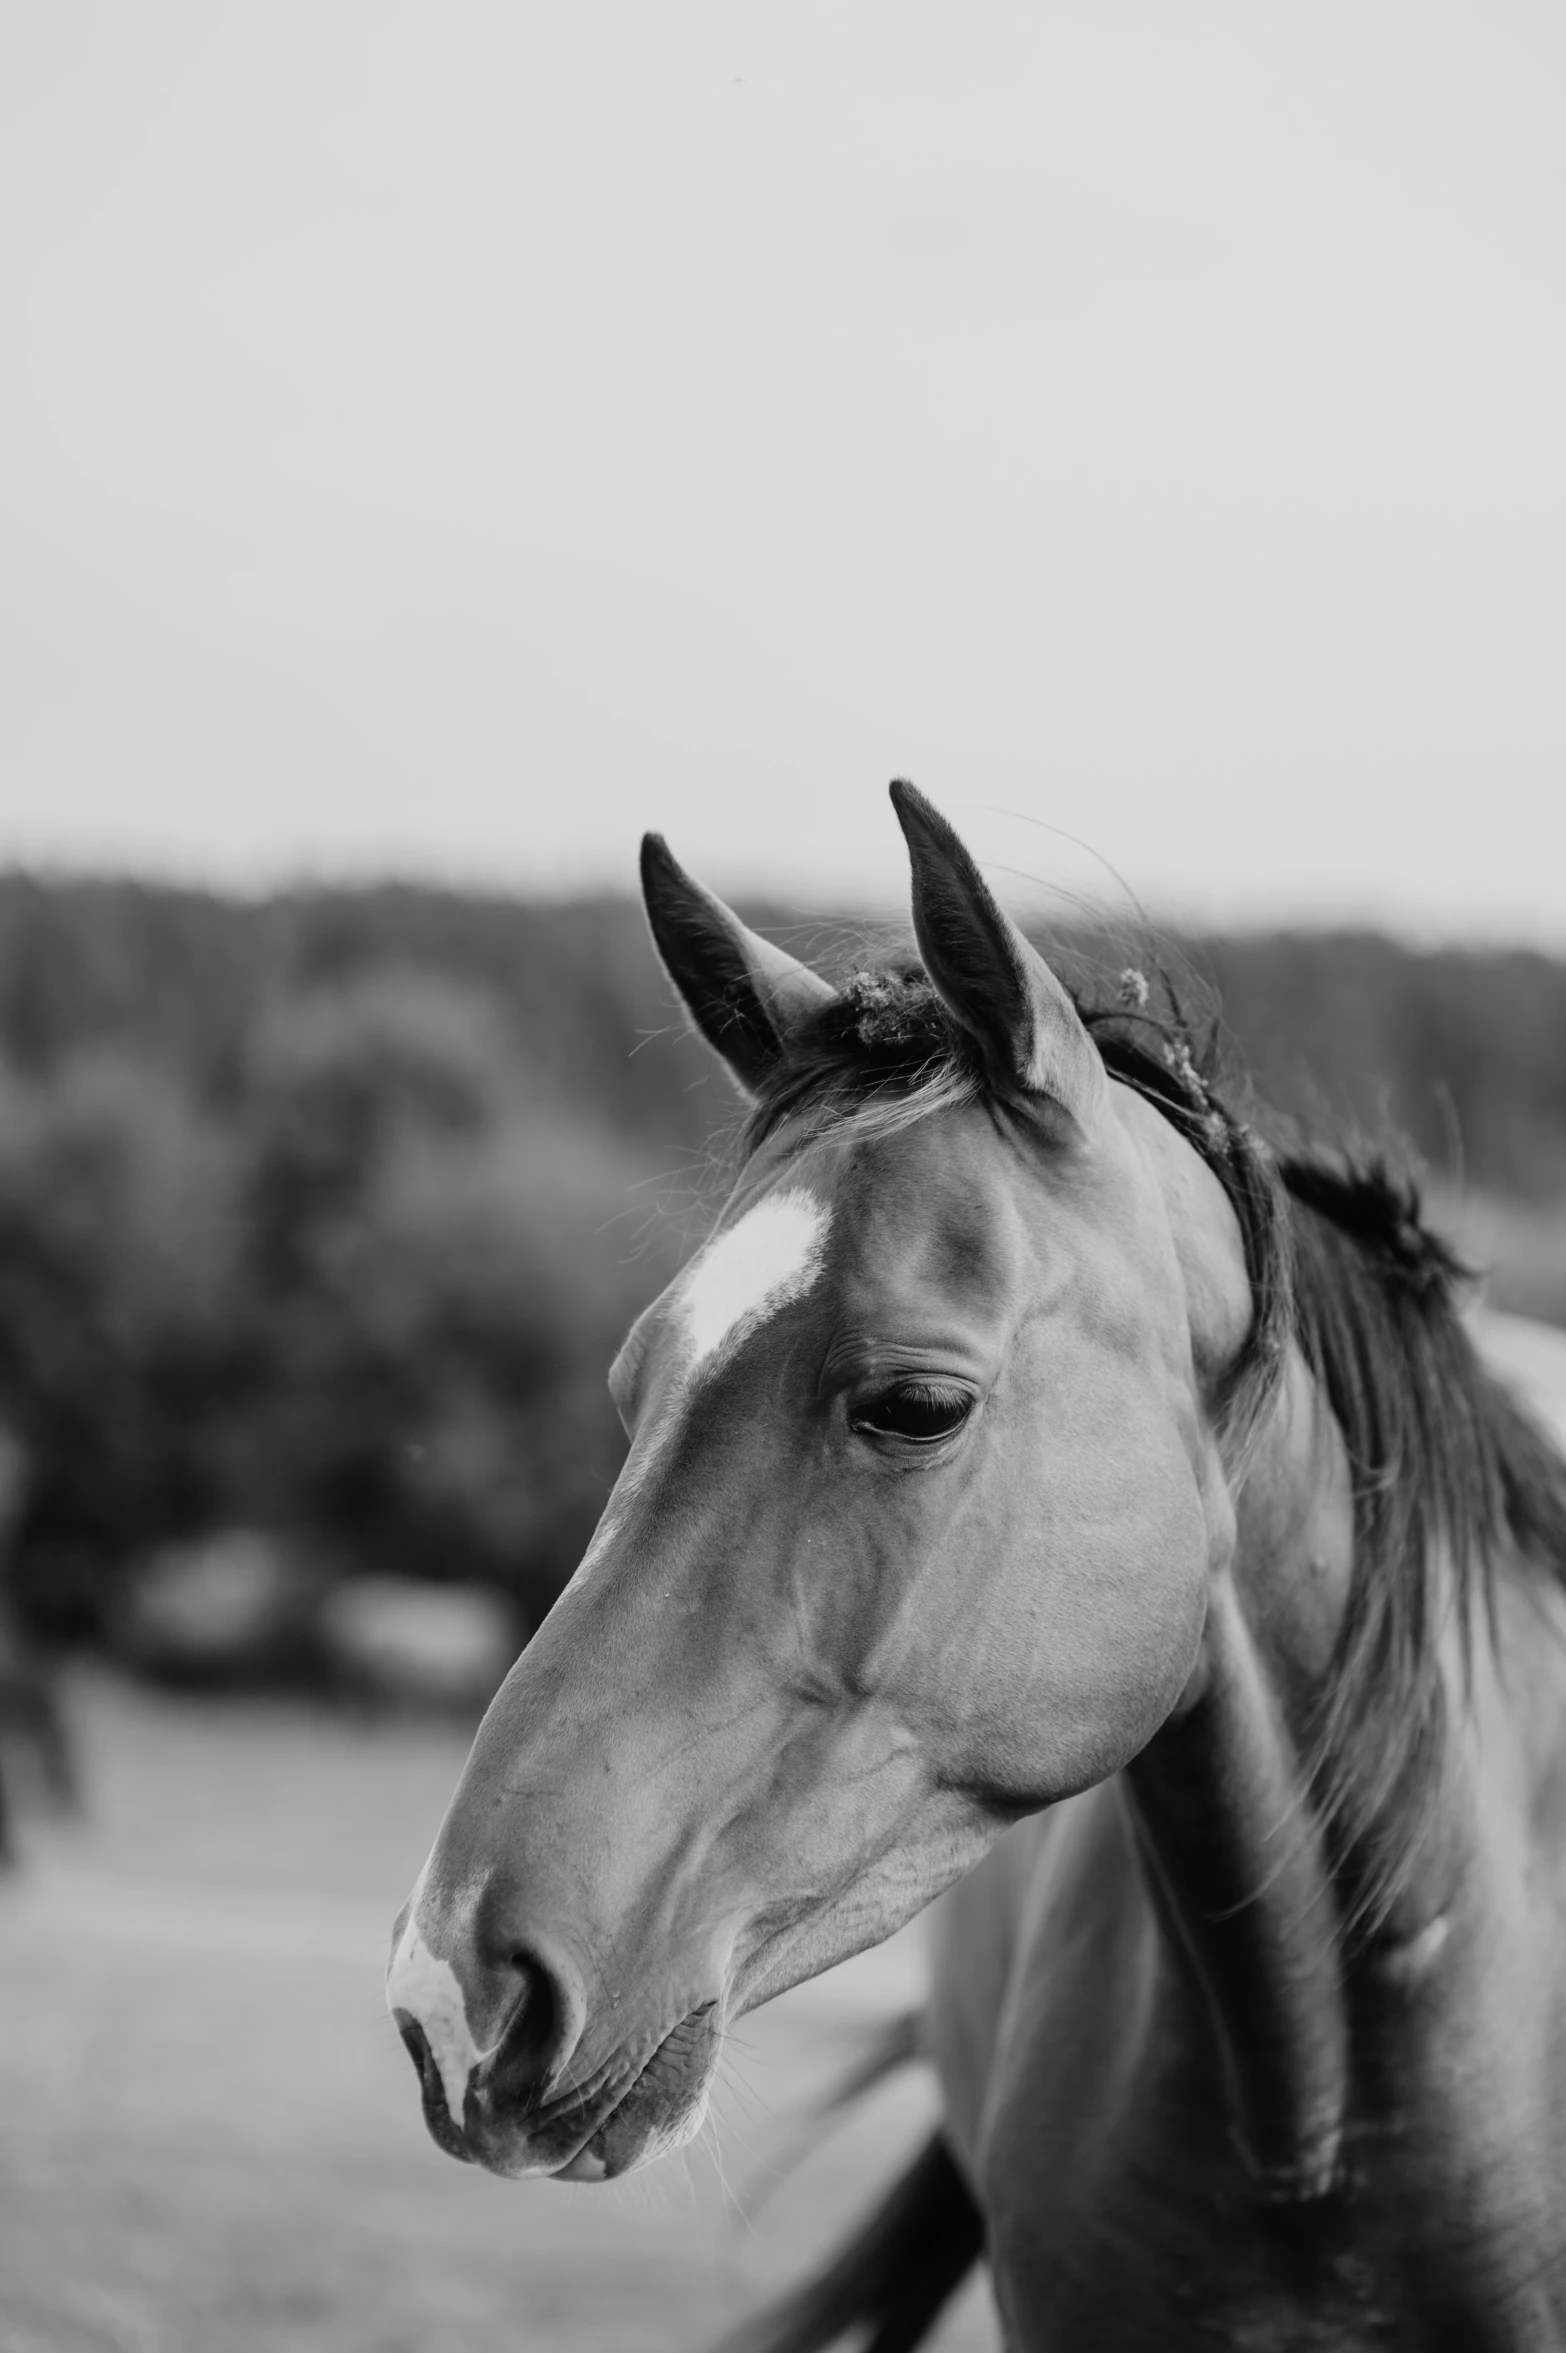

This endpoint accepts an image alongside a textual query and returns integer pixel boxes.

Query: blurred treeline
[0,871,1561,1657]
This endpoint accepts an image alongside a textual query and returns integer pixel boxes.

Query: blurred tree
[242,968,516,1285]
[325,1111,680,1612]
[0,1049,242,1636]
[231,970,682,1622]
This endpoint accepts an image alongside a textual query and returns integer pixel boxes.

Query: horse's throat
[1127,1569,1351,2199]
[1123,1364,1365,2199]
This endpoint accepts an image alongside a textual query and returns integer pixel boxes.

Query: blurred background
[1,5,1564,2350]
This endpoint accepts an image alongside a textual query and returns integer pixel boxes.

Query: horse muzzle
[394,1992,721,2179]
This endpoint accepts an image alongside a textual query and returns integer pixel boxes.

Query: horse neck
[1120,1335,1354,2194]
[1120,1252,1514,2200]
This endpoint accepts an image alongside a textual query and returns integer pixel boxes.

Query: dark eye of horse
[851,1381,975,1444]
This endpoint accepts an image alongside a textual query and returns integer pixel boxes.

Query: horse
[0,1623,76,1868]
[387,782,1566,2348]
[0,1423,77,1869]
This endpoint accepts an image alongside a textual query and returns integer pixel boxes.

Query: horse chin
[466,2005,721,2185]
[552,2073,712,2180]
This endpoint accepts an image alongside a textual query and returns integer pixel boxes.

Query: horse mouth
[430,2002,720,2182]
[549,2008,719,2180]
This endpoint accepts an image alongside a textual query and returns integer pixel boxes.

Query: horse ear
[640,832,835,1100]
[889,781,1106,1134]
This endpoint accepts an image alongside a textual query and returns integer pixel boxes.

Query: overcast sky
[2,3,1564,937]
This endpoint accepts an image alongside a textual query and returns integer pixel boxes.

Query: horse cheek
[932,1456,1211,1811]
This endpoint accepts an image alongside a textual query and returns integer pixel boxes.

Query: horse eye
[851,1382,974,1443]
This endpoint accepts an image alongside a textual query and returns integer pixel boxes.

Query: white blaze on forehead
[560,1186,829,1600]
[386,1872,498,2126]
[680,1187,830,1367]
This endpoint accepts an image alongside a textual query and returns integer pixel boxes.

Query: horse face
[386,787,1247,2180]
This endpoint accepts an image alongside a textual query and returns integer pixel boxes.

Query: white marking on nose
[386,1881,498,2126]
[681,1187,829,1367]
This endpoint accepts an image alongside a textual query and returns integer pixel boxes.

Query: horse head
[386,782,1251,2179]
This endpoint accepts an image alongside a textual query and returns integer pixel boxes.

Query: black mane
[741,959,1566,1919]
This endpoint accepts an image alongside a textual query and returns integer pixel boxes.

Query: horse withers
[388,784,1566,2349]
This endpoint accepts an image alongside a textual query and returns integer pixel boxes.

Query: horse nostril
[395,2009,430,2076]
[395,2009,443,2105]
[489,1948,570,2108]
[394,2009,475,2162]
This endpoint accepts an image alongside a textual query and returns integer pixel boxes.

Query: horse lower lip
[456,2058,623,2177]
[467,2008,717,2181]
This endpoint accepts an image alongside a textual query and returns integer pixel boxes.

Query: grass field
[0,1676,996,2353]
